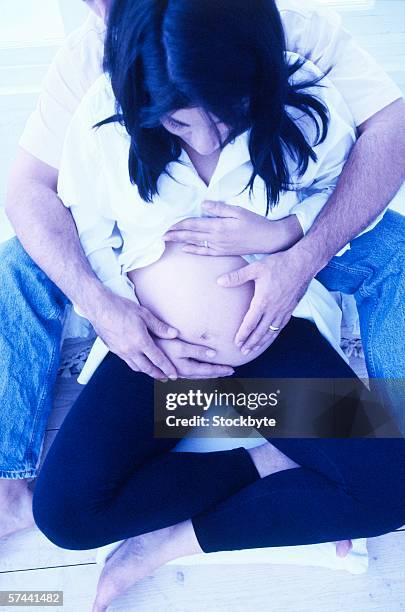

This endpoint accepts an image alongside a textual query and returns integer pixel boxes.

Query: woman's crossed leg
[33,319,405,611]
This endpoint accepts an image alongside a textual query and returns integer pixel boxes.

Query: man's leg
[316,210,405,431]
[0,237,69,537]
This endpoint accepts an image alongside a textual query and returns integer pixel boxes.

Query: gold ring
[268,324,280,332]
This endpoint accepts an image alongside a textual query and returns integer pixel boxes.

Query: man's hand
[155,338,235,379]
[163,201,303,256]
[216,249,313,353]
[88,291,180,380]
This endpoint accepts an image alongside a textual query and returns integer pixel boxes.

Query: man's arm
[5,149,180,380]
[5,149,108,320]
[291,98,405,277]
[217,98,405,352]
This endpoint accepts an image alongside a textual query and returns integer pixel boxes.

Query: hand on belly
[128,242,271,366]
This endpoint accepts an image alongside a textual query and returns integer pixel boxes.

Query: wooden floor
[1,1,405,610]
[1,515,405,612]
[0,532,405,612]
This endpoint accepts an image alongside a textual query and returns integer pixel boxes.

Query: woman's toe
[92,599,107,612]
[94,561,132,611]
[335,539,353,558]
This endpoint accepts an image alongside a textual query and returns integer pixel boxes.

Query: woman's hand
[154,338,235,379]
[163,200,303,256]
[88,291,180,380]
[216,249,313,353]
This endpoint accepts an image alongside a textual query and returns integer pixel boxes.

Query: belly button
[199,331,211,341]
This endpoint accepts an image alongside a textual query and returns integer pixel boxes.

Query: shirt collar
[174,128,251,188]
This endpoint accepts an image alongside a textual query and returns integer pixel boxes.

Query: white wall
[0,0,88,241]
[339,0,405,214]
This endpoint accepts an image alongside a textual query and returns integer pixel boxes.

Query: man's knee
[0,236,69,318]
[0,237,34,275]
[0,236,46,299]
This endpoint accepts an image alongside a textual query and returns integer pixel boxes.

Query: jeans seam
[24,326,61,475]
[48,294,70,321]
[324,259,369,279]
[362,296,379,378]
[0,468,37,480]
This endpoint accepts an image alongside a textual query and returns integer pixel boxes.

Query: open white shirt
[57,54,356,381]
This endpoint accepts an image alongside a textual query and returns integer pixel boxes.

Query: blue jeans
[0,210,404,478]
[0,237,69,478]
[316,209,405,429]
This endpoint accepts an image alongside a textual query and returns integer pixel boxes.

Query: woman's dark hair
[100,0,329,214]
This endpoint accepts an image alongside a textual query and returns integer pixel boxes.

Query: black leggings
[33,319,405,551]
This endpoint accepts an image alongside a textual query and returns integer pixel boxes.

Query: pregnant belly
[128,242,270,366]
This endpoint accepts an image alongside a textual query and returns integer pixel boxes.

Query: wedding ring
[268,324,280,332]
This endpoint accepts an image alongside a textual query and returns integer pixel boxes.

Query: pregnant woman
[33,1,405,610]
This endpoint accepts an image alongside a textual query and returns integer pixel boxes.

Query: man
[1,0,404,547]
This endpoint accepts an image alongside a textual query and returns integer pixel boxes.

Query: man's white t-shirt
[19,0,403,171]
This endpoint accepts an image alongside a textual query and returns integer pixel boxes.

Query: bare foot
[93,520,201,612]
[248,443,352,559]
[0,479,35,540]
[335,539,353,558]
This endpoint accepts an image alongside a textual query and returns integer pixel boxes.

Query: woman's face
[160,107,231,156]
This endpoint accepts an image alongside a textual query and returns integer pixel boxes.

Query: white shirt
[20,0,402,172]
[17,0,403,381]
[57,54,356,381]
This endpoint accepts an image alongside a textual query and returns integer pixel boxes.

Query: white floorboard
[1,532,404,612]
